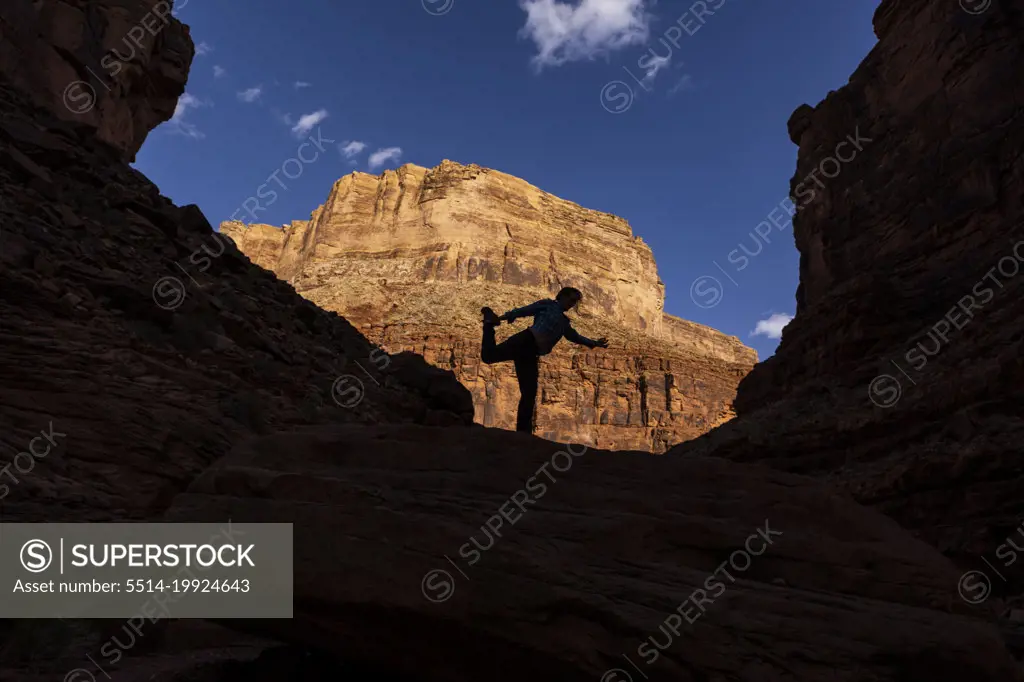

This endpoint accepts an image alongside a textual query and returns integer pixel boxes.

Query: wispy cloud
[667,73,694,95]
[213,65,226,78]
[339,141,367,159]
[368,147,403,170]
[640,54,670,87]
[294,81,312,89]
[166,92,205,139]
[291,109,329,137]
[195,42,212,56]
[518,0,651,69]
[237,86,263,103]
[750,313,794,340]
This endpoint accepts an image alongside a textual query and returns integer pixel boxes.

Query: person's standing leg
[513,349,539,433]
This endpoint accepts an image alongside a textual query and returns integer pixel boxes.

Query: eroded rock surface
[0,0,193,161]
[0,73,472,522]
[163,424,1020,682]
[221,163,756,451]
[673,0,1024,607]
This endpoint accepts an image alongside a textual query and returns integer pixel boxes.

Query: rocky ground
[158,424,1018,681]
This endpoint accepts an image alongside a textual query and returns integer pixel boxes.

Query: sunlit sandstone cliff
[222,161,757,451]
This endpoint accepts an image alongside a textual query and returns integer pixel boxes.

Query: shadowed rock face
[0,69,472,521]
[674,0,1024,603]
[0,0,193,162]
[162,425,1020,682]
[220,164,757,452]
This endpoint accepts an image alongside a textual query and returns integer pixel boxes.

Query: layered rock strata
[675,0,1024,612]
[221,163,756,452]
[0,61,470,522]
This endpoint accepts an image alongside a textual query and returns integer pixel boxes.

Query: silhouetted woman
[480,287,608,433]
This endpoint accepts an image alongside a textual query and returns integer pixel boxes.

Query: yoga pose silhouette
[480,287,609,433]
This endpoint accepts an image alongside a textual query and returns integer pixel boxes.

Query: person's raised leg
[480,307,503,363]
[481,310,529,365]
[481,318,499,363]
[513,351,539,433]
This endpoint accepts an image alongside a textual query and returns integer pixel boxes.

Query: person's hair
[556,286,582,302]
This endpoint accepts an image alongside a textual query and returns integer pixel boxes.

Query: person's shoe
[481,306,500,326]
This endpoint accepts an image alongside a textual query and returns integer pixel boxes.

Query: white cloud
[237,86,263,103]
[750,313,794,340]
[171,93,201,119]
[166,92,205,139]
[518,0,651,69]
[291,109,329,137]
[667,73,694,95]
[213,65,226,78]
[294,81,312,89]
[368,147,403,170]
[195,42,212,56]
[640,54,669,86]
[339,141,367,159]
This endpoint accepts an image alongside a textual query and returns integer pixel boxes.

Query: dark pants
[481,326,539,433]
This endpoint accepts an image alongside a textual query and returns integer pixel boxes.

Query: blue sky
[137,0,881,359]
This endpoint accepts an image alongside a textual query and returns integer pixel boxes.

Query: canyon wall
[0,0,193,161]
[222,162,756,452]
[0,2,471,522]
[2,0,1022,678]
[677,0,1024,608]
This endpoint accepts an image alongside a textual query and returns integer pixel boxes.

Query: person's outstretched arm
[565,325,609,348]
[501,300,548,322]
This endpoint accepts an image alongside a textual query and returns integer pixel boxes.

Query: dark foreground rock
[162,424,1020,682]
[673,0,1024,608]
[0,72,473,523]
[0,0,194,162]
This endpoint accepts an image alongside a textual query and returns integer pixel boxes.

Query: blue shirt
[503,299,598,355]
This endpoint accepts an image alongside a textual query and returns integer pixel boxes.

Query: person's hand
[593,337,609,348]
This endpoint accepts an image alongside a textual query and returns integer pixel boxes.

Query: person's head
[556,286,582,311]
